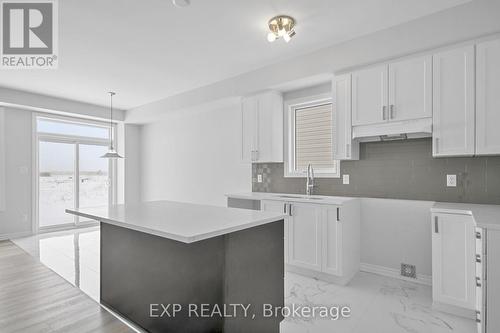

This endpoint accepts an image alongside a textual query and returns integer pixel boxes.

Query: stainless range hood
[352,118,432,142]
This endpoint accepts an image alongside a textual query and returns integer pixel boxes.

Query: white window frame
[284,93,340,178]
[32,113,118,232]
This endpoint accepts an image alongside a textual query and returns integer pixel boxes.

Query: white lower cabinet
[288,203,323,271]
[261,199,360,285]
[261,200,289,263]
[431,212,476,312]
[322,206,342,275]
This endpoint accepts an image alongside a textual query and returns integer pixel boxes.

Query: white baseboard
[360,262,432,286]
[286,265,354,286]
[0,231,33,241]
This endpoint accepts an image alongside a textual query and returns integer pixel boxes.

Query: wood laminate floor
[0,240,135,333]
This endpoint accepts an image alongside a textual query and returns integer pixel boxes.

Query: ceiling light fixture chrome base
[267,15,296,43]
[172,0,190,8]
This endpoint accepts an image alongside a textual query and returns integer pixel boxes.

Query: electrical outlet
[257,174,263,183]
[401,263,416,279]
[343,174,350,185]
[447,174,457,187]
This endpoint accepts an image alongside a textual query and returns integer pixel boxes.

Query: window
[285,95,339,178]
[35,115,116,230]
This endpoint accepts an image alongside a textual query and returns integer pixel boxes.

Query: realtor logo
[1,0,58,68]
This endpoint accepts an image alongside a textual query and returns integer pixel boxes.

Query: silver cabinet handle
[434,216,439,233]
[390,105,395,119]
[288,204,293,216]
[336,207,340,222]
[283,203,287,214]
[250,150,259,162]
[382,105,387,120]
[476,277,482,287]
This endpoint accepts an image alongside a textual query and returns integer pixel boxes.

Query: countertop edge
[431,203,500,231]
[225,192,356,205]
[66,208,287,243]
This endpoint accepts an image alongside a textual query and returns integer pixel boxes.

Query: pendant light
[101,92,123,159]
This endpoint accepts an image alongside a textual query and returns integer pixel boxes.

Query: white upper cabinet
[352,65,388,126]
[388,55,432,121]
[476,38,500,155]
[333,74,359,160]
[241,96,258,163]
[432,45,475,157]
[241,91,283,163]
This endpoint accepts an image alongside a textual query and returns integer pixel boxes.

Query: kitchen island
[66,201,286,333]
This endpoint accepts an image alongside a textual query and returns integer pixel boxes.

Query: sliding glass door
[78,144,110,223]
[39,141,76,228]
[36,116,114,230]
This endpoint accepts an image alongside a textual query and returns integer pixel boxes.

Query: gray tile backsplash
[252,138,500,204]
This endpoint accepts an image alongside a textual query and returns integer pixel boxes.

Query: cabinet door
[476,38,500,155]
[256,92,284,163]
[333,75,359,160]
[388,55,432,121]
[322,206,342,276]
[432,213,476,310]
[261,200,289,264]
[352,65,388,126]
[288,203,322,271]
[432,45,475,157]
[241,96,258,162]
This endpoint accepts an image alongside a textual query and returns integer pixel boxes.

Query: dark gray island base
[100,220,284,333]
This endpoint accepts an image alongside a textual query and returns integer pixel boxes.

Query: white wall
[0,108,5,211]
[0,87,125,122]
[0,108,33,239]
[140,103,251,207]
[124,124,142,204]
[361,198,434,277]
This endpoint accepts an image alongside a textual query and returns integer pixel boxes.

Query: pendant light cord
[109,92,115,150]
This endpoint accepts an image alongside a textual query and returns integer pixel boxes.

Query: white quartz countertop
[66,201,286,243]
[432,202,500,230]
[225,192,357,205]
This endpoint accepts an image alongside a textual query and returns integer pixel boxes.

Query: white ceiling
[0,0,471,109]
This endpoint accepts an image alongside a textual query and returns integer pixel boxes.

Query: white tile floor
[12,227,476,333]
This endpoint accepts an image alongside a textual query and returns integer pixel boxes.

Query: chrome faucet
[306,163,315,196]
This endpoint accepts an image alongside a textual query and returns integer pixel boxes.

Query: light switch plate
[447,174,457,187]
[343,174,350,185]
[257,174,263,183]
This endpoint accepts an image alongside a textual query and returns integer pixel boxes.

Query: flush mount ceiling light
[172,0,190,7]
[101,92,123,159]
[267,15,296,43]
